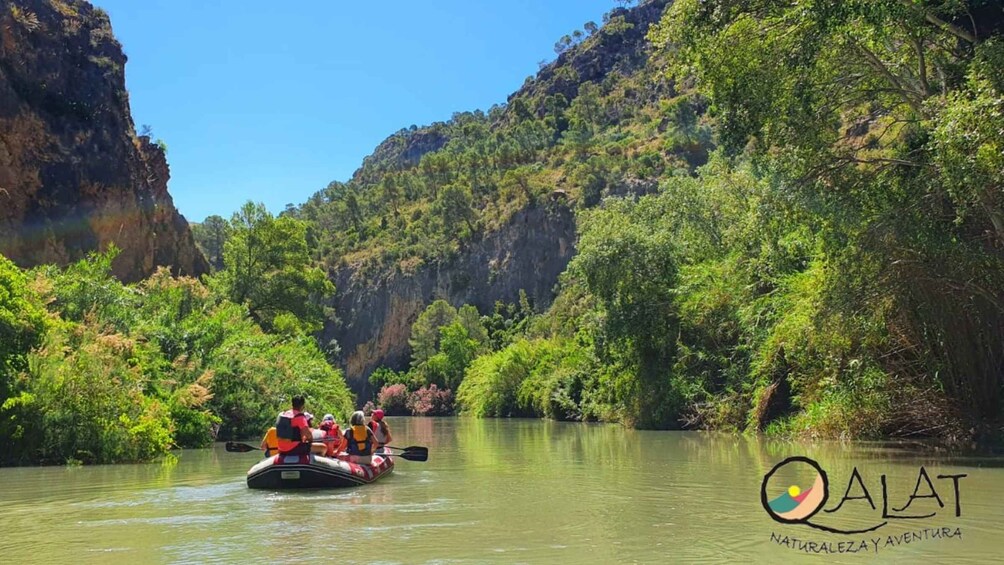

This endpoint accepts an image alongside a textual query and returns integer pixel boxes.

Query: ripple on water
[79,514,225,528]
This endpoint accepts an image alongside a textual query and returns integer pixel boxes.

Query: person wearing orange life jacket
[368,409,393,453]
[260,426,279,457]
[275,396,325,456]
[343,410,377,465]
[318,413,345,458]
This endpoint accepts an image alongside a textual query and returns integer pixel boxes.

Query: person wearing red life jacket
[343,410,377,465]
[318,413,344,458]
[368,409,393,453]
[275,396,325,456]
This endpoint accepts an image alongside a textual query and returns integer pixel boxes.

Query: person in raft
[275,396,326,456]
[368,409,393,453]
[344,410,377,465]
[319,413,345,458]
[259,426,279,457]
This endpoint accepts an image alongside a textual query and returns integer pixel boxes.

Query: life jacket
[276,409,306,453]
[369,420,388,445]
[263,427,279,456]
[320,423,341,457]
[345,425,373,456]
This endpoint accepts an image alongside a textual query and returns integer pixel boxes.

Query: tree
[212,201,334,333]
[344,191,364,236]
[554,34,573,55]
[571,198,681,427]
[191,215,229,271]
[584,21,599,35]
[382,174,403,215]
[435,184,477,238]
[653,0,1004,431]
[409,300,457,366]
[432,321,480,389]
[458,304,488,347]
[0,254,46,400]
[501,166,544,205]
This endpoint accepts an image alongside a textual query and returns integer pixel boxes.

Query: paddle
[225,441,261,453]
[224,441,427,461]
[379,445,428,460]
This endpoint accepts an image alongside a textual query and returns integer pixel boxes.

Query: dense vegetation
[315,0,1002,442]
[0,204,353,466]
[11,0,1001,461]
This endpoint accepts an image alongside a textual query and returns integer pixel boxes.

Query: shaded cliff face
[0,0,207,281]
[327,202,576,397]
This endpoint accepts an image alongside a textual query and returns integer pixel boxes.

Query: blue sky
[91,0,618,222]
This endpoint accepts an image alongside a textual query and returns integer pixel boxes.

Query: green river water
[1,417,1002,563]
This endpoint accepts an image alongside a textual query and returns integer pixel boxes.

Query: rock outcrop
[326,202,576,397]
[0,0,207,281]
[512,0,671,110]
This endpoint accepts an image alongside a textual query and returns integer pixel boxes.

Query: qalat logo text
[761,456,967,555]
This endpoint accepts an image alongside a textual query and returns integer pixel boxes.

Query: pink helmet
[372,409,385,421]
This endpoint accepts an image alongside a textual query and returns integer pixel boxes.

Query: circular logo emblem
[761,456,829,523]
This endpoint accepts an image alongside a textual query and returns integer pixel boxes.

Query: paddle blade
[225,441,258,453]
[384,445,428,456]
[396,448,428,462]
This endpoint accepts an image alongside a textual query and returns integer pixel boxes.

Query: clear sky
[91,0,618,222]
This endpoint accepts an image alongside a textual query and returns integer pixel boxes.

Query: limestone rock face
[0,0,207,280]
[326,203,576,398]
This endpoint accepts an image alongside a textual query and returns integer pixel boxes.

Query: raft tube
[246,453,394,489]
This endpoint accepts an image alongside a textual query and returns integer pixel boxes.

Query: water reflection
[0,418,1001,563]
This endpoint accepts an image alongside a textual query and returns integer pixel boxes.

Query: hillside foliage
[347,0,1004,442]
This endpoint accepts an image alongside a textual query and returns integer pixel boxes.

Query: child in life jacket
[260,426,278,457]
[368,409,393,453]
[318,413,345,458]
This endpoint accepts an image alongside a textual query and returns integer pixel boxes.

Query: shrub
[26,323,175,464]
[407,384,454,416]
[377,384,409,415]
[457,340,539,417]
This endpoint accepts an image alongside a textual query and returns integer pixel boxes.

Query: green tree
[0,255,46,386]
[191,214,230,271]
[652,0,1004,434]
[457,304,488,346]
[571,198,682,428]
[435,184,477,238]
[409,299,458,366]
[422,321,480,390]
[0,254,47,463]
[213,201,334,333]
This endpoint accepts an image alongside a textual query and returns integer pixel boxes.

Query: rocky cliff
[512,0,671,109]
[313,0,676,397]
[327,201,576,398]
[0,0,207,281]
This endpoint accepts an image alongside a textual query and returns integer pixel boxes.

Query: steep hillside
[327,203,575,399]
[0,0,207,281]
[291,0,691,393]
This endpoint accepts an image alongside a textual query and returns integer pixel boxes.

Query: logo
[761,456,967,554]
[762,456,832,528]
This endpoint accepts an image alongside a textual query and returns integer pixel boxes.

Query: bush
[1,251,356,463]
[26,323,175,464]
[377,384,409,415]
[457,340,539,417]
[407,384,454,416]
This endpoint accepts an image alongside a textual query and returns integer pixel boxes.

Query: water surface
[1,418,1001,563]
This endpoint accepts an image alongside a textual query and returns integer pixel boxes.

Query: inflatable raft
[246,453,394,489]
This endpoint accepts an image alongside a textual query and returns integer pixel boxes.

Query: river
[1,418,1001,563]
